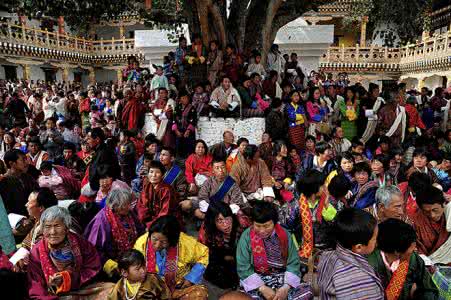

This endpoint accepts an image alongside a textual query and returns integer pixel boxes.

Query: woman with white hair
[84,189,144,277]
[28,206,112,299]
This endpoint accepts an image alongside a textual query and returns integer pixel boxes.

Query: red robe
[121,97,145,130]
[413,210,450,256]
[137,180,180,228]
[27,233,101,299]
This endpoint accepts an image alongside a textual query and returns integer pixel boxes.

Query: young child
[108,249,170,300]
[317,208,384,300]
[89,105,104,128]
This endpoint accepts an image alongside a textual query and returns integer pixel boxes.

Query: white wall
[95,68,116,84]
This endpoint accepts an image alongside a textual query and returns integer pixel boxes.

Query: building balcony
[319,30,451,75]
[0,21,143,65]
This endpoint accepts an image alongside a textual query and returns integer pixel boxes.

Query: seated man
[62,142,86,180]
[317,208,383,300]
[209,76,241,118]
[10,188,58,271]
[38,161,80,200]
[286,169,337,259]
[413,185,451,265]
[365,185,412,224]
[236,202,313,300]
[368,219,439,300]
[230,144,275,202]
[209,130,237,161]
[137,161,179,229]
[26,136,49,170]
[28,206,113,299]
[159,147,188,209]
[398,172,432,219]
[134,215,209,299]
[296,141,336,182]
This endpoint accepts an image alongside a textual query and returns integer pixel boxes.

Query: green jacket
[236,226,300,280]
[368,249,439,300]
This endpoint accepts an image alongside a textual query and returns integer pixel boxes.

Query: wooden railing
[0,22,137,56]
[320,30,451,71]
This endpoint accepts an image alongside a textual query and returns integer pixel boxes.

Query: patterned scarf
[105,207,137,257]
[298,194,326,258]
[38,233,82,292]
[249,224,288,274]
[385,257,410,300]
[146,239,178,292]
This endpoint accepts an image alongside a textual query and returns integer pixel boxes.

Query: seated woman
[84,189,144,278]
[368,219,439,300]
[83,164,131,208]
[134,215,209,299]
[371,154,393,187]
[351,162,378,209]
[108,249,170,300]
[28,206,113,299]
[414,185,451,265]
[185,139,213,195]
[237,202,313,300]
[325,152,355,186]
[226,137,249,172]
[268,140,296,201]
[11,188,58,271]
[137,161,179,229]
[198,201,240,289]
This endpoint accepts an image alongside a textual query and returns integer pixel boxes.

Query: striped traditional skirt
[289,125,305,151]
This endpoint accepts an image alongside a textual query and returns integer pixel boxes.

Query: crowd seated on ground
[0,37,450,299]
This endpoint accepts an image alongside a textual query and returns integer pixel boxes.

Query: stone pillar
[418,77,425,90]
[58,16,65,35]
[88,68,96,85]
[145,0,152,10]
[22,64,31,80]
[62,67,69,82]
[119,25,125,39]
[117,68,123,86]
[360,16,368,47]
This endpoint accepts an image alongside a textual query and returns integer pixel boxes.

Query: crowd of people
[0,36,450,300]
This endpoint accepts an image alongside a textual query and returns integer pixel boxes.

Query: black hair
[372,154,391,171]
[63,142,76,152]
[212,156,226,165]
[237,137,249,147]
[412,146,428,159]
[193,139,208,154]
[273,140,287,156]
[328,175,351,199]
[305,135,316,143]
[149,160,166,175]
[31,187,57,209]
[97,164,119,180]
[89,127,105,142]
[243,144,258,160]
[204,201,238,246]
[315,141,331,155]
[148,215,181,247]
[334,208,377,249]
[118,249,146,271]
[336,152,354,166]
[39,160,53,171]
[270,97,282,109]
[417,185,445,207]
[28,136,42,148]
[352,161,372,177]
[407,172,432,194]
[377,219,416,254]
[389,146,404,158]
[297,169,326,197]
[161,146,175,157]
[378,136,391,146]
[252,201,278,224]
[351,139,364,149]
[143,153,154,161]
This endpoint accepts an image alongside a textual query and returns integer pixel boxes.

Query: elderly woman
[28,206,112,299]
[134,215,209,299]
[84,189,144,277]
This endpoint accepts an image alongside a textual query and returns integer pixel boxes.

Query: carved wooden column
[88,67,96,85]
[22,64,31,80]
[360,16,368,47]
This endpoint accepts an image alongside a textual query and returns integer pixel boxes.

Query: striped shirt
[317,245,384,300]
